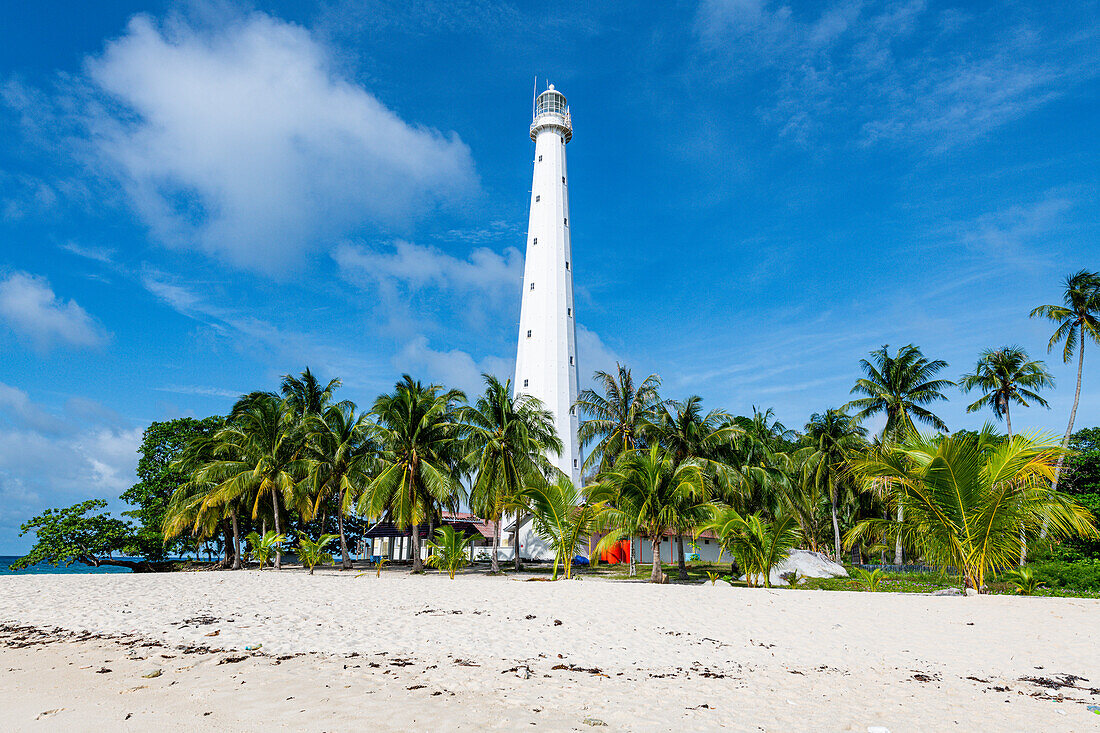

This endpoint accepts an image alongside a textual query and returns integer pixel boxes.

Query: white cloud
[0,382,69,435]
[394,336,513,395]
[61,241,115,263]
[333,240,523,293]
[80,13,477,274]
[0,271,109,349]
[575,324,622,388]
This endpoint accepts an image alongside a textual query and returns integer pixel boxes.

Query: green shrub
[1026,560,1100,592]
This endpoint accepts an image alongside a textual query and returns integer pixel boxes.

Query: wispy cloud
[694,0,1098,149]
[0,271,110,350]
[333,240,523,293]
[60,241,116,264]
[153,384,243,399]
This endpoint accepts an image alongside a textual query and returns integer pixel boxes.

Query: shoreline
[2,572,1098,731]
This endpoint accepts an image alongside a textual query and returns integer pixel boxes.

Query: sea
[0,555,183,575]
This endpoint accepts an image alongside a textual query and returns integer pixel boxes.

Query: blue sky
[1,0,1098,553]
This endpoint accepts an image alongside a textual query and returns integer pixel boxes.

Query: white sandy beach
[1,570,1098,732]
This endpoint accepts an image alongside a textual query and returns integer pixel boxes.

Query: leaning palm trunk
[830,498,841,562]
[337,489,351,570]
[650,535,664,583]
[271,488,282,569]
[230,509,241,570]
[1045,337,1084,538]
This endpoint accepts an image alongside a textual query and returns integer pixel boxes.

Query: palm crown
[576,363,661,474]
[960,346,1052,433]
[846,344,954,442]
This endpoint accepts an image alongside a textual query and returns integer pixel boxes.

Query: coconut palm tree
[648,396,737,578]
[424,525,473,579]
[804,409,867,561]
[462,374,562,573]
[304,404,375,569]
[1030,270,1100,495]
[297,533,337,574]
[576,364,662,475]
[702,507,801,588]
[846,428,1097,592]
[281,368,348,421]
[195,394,310,569]
[846,344,954,563]
[359,376,466,573]
[527,476,608,580]
[960,346,1054,438]
[593,445,708,583]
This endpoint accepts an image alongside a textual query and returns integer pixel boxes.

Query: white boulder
[740,550,848,585]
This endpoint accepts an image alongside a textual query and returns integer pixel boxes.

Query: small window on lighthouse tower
[562,176,566,184]
[529,282,535,290]
[569,356,574,365]
[570,406,575,415]
[573,459,578,468]
[565,262,570,270]
[535,195,540,202]
[567,308,571,316]
[564,217,568,226]
[523,379,529,387]
[538,155,542,162]
[532,237,537,245]
[527,330,532,338]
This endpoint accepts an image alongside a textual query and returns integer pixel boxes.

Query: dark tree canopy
[11,500,161,572]
[1059,427,1100,559]
[122,416,224,559]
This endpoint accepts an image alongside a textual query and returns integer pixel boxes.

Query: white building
[507,84,582,561]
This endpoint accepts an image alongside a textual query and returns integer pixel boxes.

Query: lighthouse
[514,84,582,487]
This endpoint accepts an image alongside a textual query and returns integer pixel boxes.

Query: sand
[1,569,1098,731]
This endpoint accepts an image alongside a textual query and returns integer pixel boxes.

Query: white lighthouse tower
[514,84,582,487]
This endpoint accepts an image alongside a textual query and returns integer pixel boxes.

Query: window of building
[704,539,710,545]
[526,330,532,338]
[523,379,528,387]
[567,308,571,316]
[538,155,543,162]
[562,176,566,184]
[573,459,578,468]
[532,237,537,245]
[570,406,575,415]
[564,217,568,226]
[569,356,574,365]
[565,262,569,270]
[535,195,540,202]
[529,282,535,291]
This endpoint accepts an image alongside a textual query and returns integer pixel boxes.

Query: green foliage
[959,347,1053,431]
[424,525,472,579]
[297,533,337,574]
[703,507,801,587]
[853,567,885,591]
[576,364,662,475]
[846,344,954,442]
[11,500,148,571]
[1024,560,1100,592]
[528,477,607,580]
[1006,567,1040,595]
[705,571,720,585]
[781,571,801,587]
[848,429,1098,590]
[124,416,223,561]
[245,530,285,569]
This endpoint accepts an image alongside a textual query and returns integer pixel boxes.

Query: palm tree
[649,396,737,578]
[281,368,348,420]
[847,428,1096,591]
[462,374,562,573]
[359,376,466,573]
[846,344,954,563]
[702,507,801,588]
[297,534,337,574]
[960,346,1054,438]
[304,404,375,569]
[424,525,473,579]
[576,364,662,475]
[804,409,867,561]
[196,394,310,569]
[594,445,708,583]
[527,477,608,580]
[1030,270,1100,495]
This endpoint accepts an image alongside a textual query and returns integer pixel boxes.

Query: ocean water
[0,555,139,575]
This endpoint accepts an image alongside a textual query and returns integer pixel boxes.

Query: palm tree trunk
[231,508,241,570]
[629,537,636,578]
[491,519,500,573]
[410,524,423,572]
[830,497,841,562]
[650,535,663,583]
[1005,410,1027,566]
[271,489,282,569]
[513,514,522,572]
[337,488,351,570]
[676,535,687,580]
[893,505,904,565]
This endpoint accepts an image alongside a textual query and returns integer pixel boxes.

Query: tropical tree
[196,394,310,569]
[960,346,1053,438]
[304,404,375,569]
[1030,270,1100,494]
[594,445,708,583]
[297,533,337,574]
[803,409,867,560]
[576,364,662,475]
[846,429,1097,592]
[649,396,736,578]
[359,376,466,573]
[281,368,348,422]
[527,477,608,580]
[462,375,561,573]
[702,507,801,588]
[245,530,286,569]
[424,525,473,579]
[846,344,954,563]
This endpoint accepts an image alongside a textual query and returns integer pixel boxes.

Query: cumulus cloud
[333,240,523,293]
[78,13,477,274]
[0,271,109,349]
[394,336,513,395]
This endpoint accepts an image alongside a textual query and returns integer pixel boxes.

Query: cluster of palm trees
[161,271,1100,591]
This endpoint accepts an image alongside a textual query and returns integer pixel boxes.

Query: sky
[1,0,1098,554]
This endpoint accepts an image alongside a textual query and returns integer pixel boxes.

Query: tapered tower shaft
[514,84,581,486]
